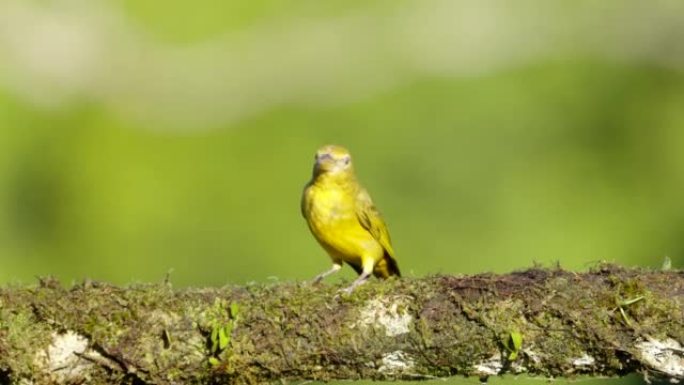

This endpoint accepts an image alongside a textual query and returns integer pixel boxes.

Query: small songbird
[301,145,400,294]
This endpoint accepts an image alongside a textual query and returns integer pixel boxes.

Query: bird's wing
[355,187,396,259]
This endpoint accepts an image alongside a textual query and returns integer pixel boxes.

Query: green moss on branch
[0,264,682,385]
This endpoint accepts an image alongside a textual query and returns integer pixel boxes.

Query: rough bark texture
[0,265,682,385]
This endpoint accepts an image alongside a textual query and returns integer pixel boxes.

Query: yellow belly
[304,186,383,266]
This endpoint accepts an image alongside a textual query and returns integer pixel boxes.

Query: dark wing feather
[355,188,400,276]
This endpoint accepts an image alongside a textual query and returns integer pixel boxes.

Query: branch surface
[0,265,682,385]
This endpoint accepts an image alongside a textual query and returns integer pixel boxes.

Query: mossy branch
[0,265,682,385]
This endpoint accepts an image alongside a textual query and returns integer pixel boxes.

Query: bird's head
[313,144,353,176]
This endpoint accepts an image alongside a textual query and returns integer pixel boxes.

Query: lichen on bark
[0,264,682,385]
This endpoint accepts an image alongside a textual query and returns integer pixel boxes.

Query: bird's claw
[334,286,355,299]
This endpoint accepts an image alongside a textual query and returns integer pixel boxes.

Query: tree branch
[0,265,682,384]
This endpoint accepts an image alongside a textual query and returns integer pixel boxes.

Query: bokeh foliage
[1,0,683,287]
[2,61,682,286]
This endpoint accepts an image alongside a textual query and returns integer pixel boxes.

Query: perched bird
[301,144,400,294]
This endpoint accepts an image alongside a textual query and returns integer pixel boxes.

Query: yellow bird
[301,144,400,294]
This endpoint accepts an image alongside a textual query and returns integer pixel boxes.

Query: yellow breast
[302,182,381,263]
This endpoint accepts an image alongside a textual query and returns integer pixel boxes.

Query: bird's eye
[343,156,351,165]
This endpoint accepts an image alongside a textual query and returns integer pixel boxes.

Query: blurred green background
[0,0,682,382]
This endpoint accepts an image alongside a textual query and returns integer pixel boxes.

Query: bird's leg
[313,262,342,284]
[339,259,373,295]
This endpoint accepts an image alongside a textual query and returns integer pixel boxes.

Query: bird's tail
[385,253,401,277]
[373,252,401,278]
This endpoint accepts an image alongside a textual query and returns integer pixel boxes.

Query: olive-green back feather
[355,188,400,276]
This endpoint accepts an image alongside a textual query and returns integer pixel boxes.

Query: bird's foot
[337,286,355,296]
[335,279,365,298]
[309,275,325,286]
[310,264,343,286]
